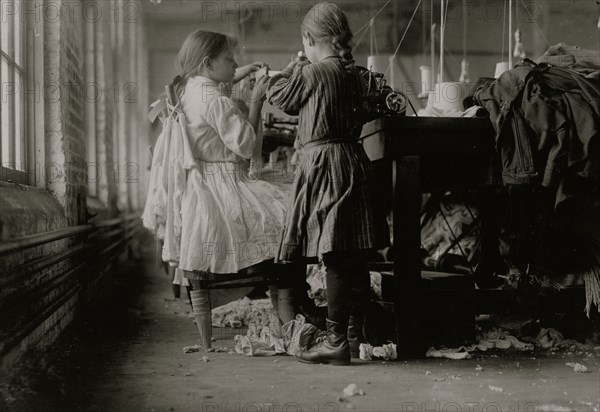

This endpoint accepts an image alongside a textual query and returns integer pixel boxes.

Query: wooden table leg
[393,156,424,359]
[474,187,504,288]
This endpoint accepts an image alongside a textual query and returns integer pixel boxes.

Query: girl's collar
[188,75,219,85]
[186,76,233,98]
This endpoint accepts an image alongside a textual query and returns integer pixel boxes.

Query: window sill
[0,183,67,241]
[0,167,31,186]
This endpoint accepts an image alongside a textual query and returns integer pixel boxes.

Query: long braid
[171,74,193,101]
[331,35,354,70]
[303,2,355,70]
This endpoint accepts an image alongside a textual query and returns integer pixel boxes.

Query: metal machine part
[356,66,407,122]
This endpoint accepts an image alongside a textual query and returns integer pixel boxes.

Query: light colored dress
[177,75,288,274]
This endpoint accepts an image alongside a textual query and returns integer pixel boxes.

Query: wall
[0,0,149,376]
[145,0,600,119]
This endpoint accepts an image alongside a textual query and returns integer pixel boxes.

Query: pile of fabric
[211,297,273,328]
[472,58,599,205]
[234,314,321,357]
[425,326,589,360]
[470,45,600,315]
[420,194,479,264]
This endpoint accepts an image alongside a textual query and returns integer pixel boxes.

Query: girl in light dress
[170,30,296,348]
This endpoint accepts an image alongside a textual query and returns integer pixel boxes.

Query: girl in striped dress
[266,2,390,365]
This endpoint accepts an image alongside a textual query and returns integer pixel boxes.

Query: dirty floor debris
[2,239,599,412]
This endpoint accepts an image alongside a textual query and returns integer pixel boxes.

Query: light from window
[1,0,27,172]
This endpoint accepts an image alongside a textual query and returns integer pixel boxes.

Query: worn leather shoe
[296,319,351,366]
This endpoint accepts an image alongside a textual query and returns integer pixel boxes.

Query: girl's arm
[233,61,265,84]
[204,77,267,162]
[266,61,313,113]
[206,97,257,159]
[248,76,269,168]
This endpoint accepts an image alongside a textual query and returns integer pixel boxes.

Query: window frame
[84,15,98,197]
[1,0,44,187]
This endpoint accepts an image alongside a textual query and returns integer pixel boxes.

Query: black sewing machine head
[356,66,406,123]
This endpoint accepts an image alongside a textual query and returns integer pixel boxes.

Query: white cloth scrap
[359,343,398,361]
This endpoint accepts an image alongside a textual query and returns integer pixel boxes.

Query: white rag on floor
[359,343,398,361]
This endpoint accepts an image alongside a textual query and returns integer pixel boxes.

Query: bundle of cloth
[211,297,273,328]
[420,194,479,263]
[233,314,321,357]
[471,57,599,209]
[466,44,600,315]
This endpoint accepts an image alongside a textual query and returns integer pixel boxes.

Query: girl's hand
[233,62,266,84]
[252,74,269,103]
[247,61,266,72]
[249,157,263,180]
[255,65,269,80]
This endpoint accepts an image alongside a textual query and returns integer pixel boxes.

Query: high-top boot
[348,314,366,359]
[190,289,212,349]
[295,319,351,365]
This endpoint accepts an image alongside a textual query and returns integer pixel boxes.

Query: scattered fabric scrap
[426,347,471,360]
[536,328,588,351]
[343,384,365,397]
[359,343,397,361]
[183,345,202,354]
[566,362,589,373]
[234,322,285,357]
[207,346,229,353]
[537,406,574,412]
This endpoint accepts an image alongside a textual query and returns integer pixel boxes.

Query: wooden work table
[362,116,497,358]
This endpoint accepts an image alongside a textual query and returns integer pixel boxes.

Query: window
[85,16,98,197]
[1,0,27,183]
[1,0,42,186]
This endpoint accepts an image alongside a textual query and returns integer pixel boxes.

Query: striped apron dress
[267,56,390,262]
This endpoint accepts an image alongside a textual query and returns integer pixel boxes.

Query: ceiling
[141,0,387,23]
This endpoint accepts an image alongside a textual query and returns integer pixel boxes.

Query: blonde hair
[301,2,354,69]
[173,30,237,93]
